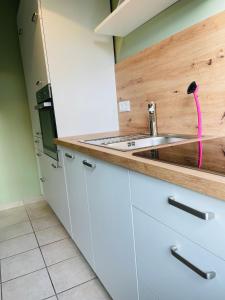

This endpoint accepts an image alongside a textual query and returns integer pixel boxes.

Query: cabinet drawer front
[130,171,225,261]
[133,207,225,300]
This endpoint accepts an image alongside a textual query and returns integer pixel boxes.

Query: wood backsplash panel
[115,11,225,136]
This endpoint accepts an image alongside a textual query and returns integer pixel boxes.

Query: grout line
[1,267,46,284]
[56,277,97,297]
[38,236,69,248]
[0,229,34,244]
[25,206,59,300]
[0,245,39,261]
[34,223,63,234]
[0,231,35,244]
[33,222,60,233]
[46,254,81,268]
[0,235,69,262]
[0,218,31,231]
[29,212,55,222]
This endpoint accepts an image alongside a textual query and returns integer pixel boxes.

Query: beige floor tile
[0,221,33,242]
[25,200,48,210]
[26,203,53,220]
[32,214,60,232]
[41,238,80,266]
[0,207,28,229]
[1,248,45,282]
[36,225,68,246]
[2,269,55,300]
[0,233,38,259]
[0,206,26,218]
[58,278,111,300]
[48,256,95,293]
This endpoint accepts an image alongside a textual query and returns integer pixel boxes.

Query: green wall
[112,0,225,62]
[0,0,41,206]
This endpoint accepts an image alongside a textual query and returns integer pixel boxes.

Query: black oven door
[36,101,58,160]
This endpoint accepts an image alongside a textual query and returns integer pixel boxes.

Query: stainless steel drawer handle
[168,197,215,220]
[51,163,57,169]
[171,246,216,280]
[65,153,75,159]
[83,160,96,169]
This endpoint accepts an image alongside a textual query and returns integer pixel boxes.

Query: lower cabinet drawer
[130,171,225,261]
[133,207,225,300]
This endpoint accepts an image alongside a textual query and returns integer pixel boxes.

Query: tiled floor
[0,201,111,300]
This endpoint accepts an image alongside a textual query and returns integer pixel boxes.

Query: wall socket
[119,100,131,112]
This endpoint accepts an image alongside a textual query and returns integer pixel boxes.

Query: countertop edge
[55,133,225,202]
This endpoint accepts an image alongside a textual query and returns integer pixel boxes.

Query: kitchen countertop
[55,131,225,201]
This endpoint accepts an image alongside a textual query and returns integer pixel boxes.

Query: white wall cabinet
[85,158,138,300]
[62,149,94,268]
[39,150,72,235]
[95,0,179,37]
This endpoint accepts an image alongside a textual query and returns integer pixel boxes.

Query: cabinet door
[63,149,94,267]
[133,207,225,300]
[85,158,138,300]
[39,151,72,235]
[17,0,49,135]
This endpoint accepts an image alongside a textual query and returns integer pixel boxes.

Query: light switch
[119,100,131,112]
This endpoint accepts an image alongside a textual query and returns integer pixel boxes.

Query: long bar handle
[65,153,75,160]
[171,246,216,280]
[83,160,96,169]
[168,196,215,220]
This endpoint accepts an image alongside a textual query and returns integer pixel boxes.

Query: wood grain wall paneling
[115,11,225,136]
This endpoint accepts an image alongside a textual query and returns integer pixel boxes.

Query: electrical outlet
[119,100,131,112]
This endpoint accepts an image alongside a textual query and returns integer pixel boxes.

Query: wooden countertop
[55,131,225,201]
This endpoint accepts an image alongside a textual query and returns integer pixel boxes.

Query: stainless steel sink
[81,134,193,151]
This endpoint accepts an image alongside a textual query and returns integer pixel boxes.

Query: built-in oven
[35,84,58,160]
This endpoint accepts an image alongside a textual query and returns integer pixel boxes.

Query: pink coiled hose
[187,82,203,168]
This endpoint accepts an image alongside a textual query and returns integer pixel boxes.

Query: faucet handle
[148,102,156,114]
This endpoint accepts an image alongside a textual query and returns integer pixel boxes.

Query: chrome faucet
[148,102,157,136]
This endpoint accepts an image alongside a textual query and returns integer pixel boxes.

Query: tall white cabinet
[17,0,118,232]
[40,0,119,137]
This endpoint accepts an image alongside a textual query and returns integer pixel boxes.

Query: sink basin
[81,134,193,151]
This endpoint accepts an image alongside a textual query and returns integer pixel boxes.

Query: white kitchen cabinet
[84,158,138,300]
[62,148,94,268]
[39,0,118,137]
[17,0,49,136]
[133,206,225,300]
[39,150,72,235]
[130,171,225,261]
